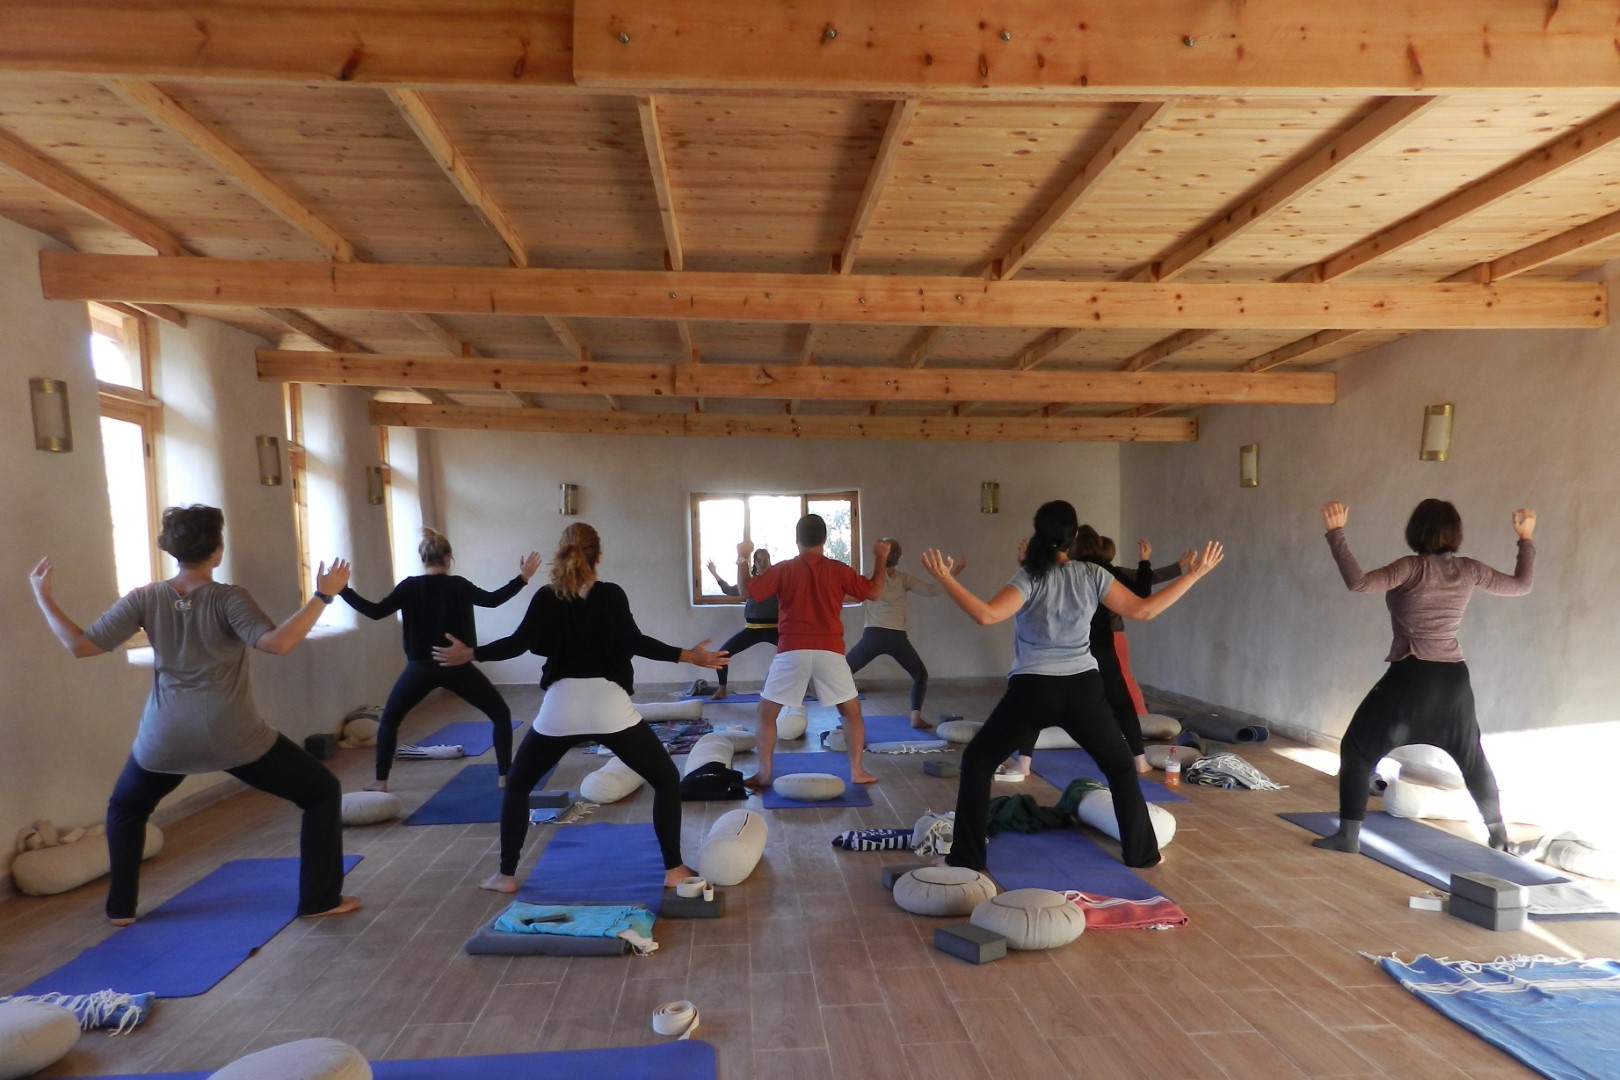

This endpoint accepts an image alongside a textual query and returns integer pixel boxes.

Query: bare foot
[910,710,932,730]
[743,774,771,791]
[301,895,362,919]
[709,688,728,701]
[363,779,389,793]
[479,873,518,893]
[851,770,879,785]
[663,863,698,888]
[1134,754,1151,776]
[107,915,136,927]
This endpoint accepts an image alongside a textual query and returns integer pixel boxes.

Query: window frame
[284,383,313,602]
[91,304,162,644]
[688,489,861,607]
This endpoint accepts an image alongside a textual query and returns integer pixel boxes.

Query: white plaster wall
[414,429,1122,690]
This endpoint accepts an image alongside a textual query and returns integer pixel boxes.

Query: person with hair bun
[844,538,967,730]
[433,523,728,892]
[921,500,1223,872]
[1312,499,1535,854]
[341,528,540,791]
[29,505,359,923]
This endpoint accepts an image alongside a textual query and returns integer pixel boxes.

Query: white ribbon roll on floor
[674,876,708,898]
[652,1000,701,1039]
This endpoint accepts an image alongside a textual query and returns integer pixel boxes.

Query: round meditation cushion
[1138,713,1182,740]
[1144,744,1202,771]
[1033,726,1079,750]
[1383,778,1479,821]
[1076,789,1178,847]
[635,699,704,723]
[209,1037,370,1080]
[339,716,379,746]
[340,790,401,826]
[11,823,163,897]
[777,705,809,741]
[683,733,736,776]
[970,888,1086,950]
[934,720,981,744]
[712,726,757,753]
[696,808,768,886]
[772,773,845,802]
[891,865,998,917]
[580,755,646,804]
[0,1000,79,1080]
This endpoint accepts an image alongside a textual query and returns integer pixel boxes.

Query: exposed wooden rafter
[841,98,919,275]
[637,94,699,369]
[0,126,186,256]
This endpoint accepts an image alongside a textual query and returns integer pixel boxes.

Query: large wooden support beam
[0,128,186,256]
[841,99,919,275]
[259,349,1335,406]
[46,255,1606,331]
[369,400,1198,443]
[573,1,1620,95]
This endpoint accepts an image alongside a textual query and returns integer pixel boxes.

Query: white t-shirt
[1006,560,1112,677]
[863,569,940,631]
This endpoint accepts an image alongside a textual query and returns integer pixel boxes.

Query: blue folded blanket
[492,902,654,941]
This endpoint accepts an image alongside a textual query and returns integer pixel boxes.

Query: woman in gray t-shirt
[29,504,358,923]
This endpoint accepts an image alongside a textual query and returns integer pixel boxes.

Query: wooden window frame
[92,303,161,642]
[688,489,861,607]
[285,383,312,601]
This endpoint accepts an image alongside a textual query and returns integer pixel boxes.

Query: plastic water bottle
[1164,750,1182,788]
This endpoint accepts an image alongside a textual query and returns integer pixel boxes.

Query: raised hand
[28,556,53,599]
[737,539,755,559]
[1512,508,1537,540]
[683,638,730,669]
[518,551,542,581]
[1178,549,1197,573]
[950,554,968,576]
[1322,501,1349,531]
[1188,541,1225,576]
[316,558,351,596]
[433,633,474,667]
[872,538,892,567]
[705,559,718,576]
[920,548,955,581]
[1138,539,1152,561]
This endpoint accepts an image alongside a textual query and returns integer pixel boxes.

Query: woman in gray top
[845,539,965,729]
[1314,498,1535,854]
[29,505,358,923]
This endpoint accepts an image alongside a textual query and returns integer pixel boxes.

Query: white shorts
[533,678,641,738]
[762,649,858,707]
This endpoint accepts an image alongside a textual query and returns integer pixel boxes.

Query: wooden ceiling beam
[1122,328,1219,373]
[636,95,700,364]
[1016,328,1084,371]
[46,254,1605,331]
[905,326,950,368]
[1462,206,1620,283]
[261,308,363,353]
[370,400,1197,443]
[258,349,1335,406]
[0,127,186,256]
[1241,329,1360,372]
[841,98,919,275]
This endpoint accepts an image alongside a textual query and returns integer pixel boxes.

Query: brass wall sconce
[30,377,72,452]
[1420,404,1454,462]
[256,435,283,485]
[1239,444,1260,488]
[980,481,1000,514]
[559,482,580,515]
[365,465,386,505]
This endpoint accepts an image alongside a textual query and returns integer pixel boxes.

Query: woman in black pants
[704,549,778,700]
[29,505,358,922]
[845,539,966,729]
[921,501,1222,872]
[342,528,539,791]
[435,522,728,892]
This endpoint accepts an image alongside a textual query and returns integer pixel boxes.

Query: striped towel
[1065,890,1189,930]
[396,743,465,760]
[831,828,915,851]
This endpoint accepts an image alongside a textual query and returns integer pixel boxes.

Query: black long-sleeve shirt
[1083,557,1184,642]
[472,582,681,693]
[342,573,527,663]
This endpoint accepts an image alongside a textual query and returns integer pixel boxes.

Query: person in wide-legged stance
[1311,499,1535,854]
[434,522,727,893]
[703,548,779,700]
[845,538,966,730]
[341,527,540,791]
[921,500,1223,872]
[29,505,359,923]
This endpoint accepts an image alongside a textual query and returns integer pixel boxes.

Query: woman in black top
[704,549,779,699]
[342,528,539,791]
[435,522,728,893]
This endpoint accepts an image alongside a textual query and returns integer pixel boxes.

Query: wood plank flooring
[5,679,1614,1078]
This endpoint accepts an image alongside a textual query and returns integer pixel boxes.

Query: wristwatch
[314,591,334,604]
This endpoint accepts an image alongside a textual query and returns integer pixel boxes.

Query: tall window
[690,490,859,606]
[284,383,312,600]
[89,303,161,597]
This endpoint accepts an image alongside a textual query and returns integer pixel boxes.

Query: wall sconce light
[365,465,386,506]
[30,377,72,452]
[980,481,1000,514]
[559,482,580,516]
[1420,404,1453,462]
[256,435,283,486]
[1239,444,1260,488]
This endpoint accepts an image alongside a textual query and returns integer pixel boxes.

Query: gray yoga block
[1450,872,1529,910]
[934,923,1006,965]
[882,863,926,890]
[527,789,573,809]
[303,733,338,760]
[661,890,726,919]
[923,760,960,778]
[1448,893,1527,932]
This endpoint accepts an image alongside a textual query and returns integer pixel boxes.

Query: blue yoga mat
[15,856,362,999]
[1032,748,1186,804]
[860,714,934,744]
[412,719,522,757]
[403,763,552,826]
[761,751,874,809]
[88,1041,718,1079]
[987,828,1162,901]
[1281,811,1568,893]
[689,690,761,702]
[516,822,666,915]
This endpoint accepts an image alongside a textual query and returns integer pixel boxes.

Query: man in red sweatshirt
[738,514,888,787]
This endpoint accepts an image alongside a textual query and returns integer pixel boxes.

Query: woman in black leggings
[435,522,728,892]
[845,538,965,729]
[705,549,778,699]
[342,528,538,791]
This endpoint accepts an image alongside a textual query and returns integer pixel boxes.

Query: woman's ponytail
[549,523,601,599]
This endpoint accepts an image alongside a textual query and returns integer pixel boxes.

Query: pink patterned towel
[1065,890,1189,930]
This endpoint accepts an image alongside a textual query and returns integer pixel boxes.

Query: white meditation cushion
[1034,726,1079,750]
[340,791,401,826]
[777,705,808,741]
[713,726,757,753]
[635,699,704,723]
[339,716,379,746]
[580,755,646,804]
[772,773,845,802]
[934,720,981,744]
[1544,835,1620,880]
[971,888,1086,950]
[0,999,80,1080]
[1138,713,1182,740]
[209,1037,370,1080]
[1144,744,1202,771]
[697,808,767,886]
[11,823,162,897]
[1076,789,1178,848]
[683,733,736,776]
[1383,778,1479,821]
[891,865,998,917]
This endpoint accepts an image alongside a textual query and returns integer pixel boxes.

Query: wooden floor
[6,679,1615,1079]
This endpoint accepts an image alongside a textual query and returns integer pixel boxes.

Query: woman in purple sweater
[1314,498,1535,854]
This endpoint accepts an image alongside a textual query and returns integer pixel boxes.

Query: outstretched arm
[29,558,107,658]
[705,559,740,597]
[340,581,404,620]
[1472,509,1537,596]
[468,551,542,606]
[920,549,1025,626]
[1322,501,1412,594]
[256,559,351,654]
[1102,541,1224,621]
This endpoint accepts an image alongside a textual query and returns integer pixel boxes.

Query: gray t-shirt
[863,569,940,631]
[85,580,279,774]
[1006,560,1113,677]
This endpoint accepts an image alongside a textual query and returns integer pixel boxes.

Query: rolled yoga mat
[1179,713,1269,745]
[14,856,362,999]
[516,822,666,915]
[412,719,522,757]
[1031,748,1187,804]
[1281,811,1567,895]
[87,1041,719,1079]
[760,751,874,809]
[403,763,554,826]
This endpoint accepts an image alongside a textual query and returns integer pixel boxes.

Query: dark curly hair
[158,505,225,566]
